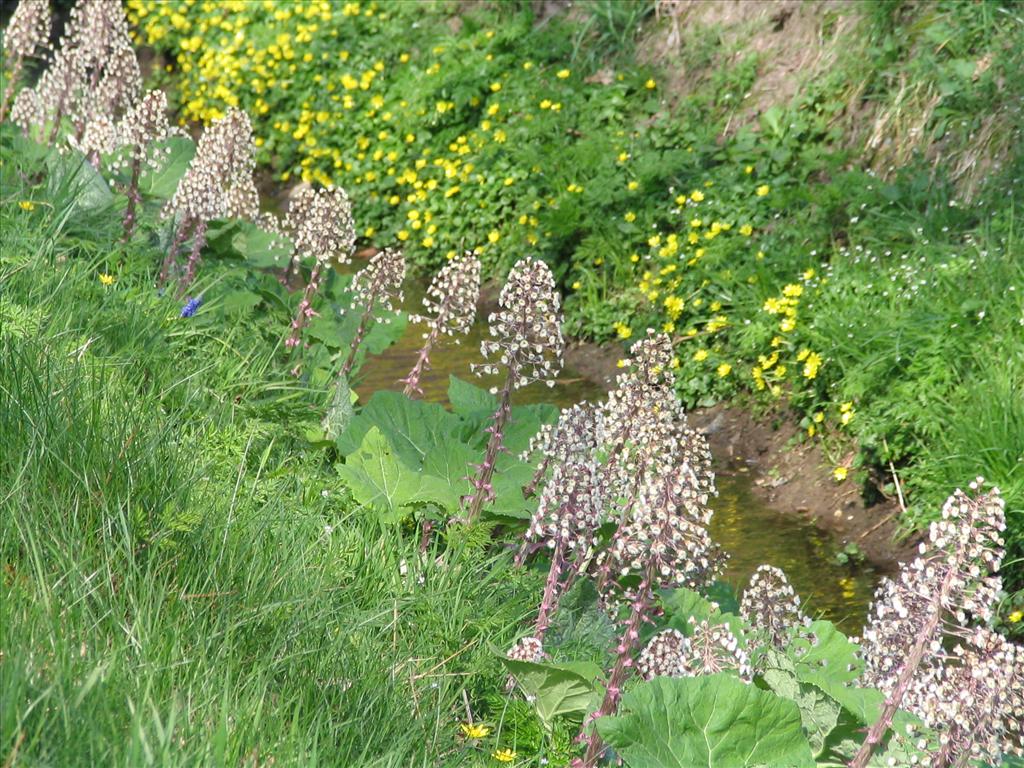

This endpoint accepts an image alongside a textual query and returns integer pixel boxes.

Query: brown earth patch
[565,340,919,573]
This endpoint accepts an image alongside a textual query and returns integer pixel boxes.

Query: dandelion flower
[98,273,115,286]
[18,200,35,211]
[492,749,516,762]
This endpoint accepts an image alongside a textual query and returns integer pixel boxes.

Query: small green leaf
[139,136,196,198]
[500,657,603,730]
[336,427,459,522]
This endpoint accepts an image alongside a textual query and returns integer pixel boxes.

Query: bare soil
[565,341,919,573]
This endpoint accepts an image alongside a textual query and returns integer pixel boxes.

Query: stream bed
[351,274,881,632]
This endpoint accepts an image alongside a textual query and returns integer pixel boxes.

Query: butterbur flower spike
[160,108,259,293]
[850,480,1007,768]
[117,89,175,241]
[401,252,480,398]
[0,0,52,123]
[910,627,1023,767]
[341,247,405,377]
[638,621,751,682]
[464,257,564,522]
[579,461,722,766]
[739,565,809,653]
[283,186,356,359]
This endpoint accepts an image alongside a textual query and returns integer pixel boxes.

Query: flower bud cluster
[599,331,713,500]
[351,248,406,316]
[284,186,356,266]
[860,483,1005,698]
[2,0,51,61]
[527,453,605,557]
[507,636,545,663]
[739,565,809,650]
[475,257,564,392]
[411,252,481,339]
[637,620,751,681]
[341,248,406,377]
[908,627,1023,766]
[167,107,259,223]
[598,461,722,590]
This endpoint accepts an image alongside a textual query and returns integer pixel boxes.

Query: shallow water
[355,273,879,631]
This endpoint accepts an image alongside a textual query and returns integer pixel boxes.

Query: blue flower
[180,296,203,318]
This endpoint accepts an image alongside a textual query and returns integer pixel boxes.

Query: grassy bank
[0,140,549,765]
[128,0,1024,590]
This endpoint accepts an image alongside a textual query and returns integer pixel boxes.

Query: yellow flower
[492,749,516,763]
[813,411,824,423]
[556,68,570,79]
[18,200,35,211]
[397,230,410,241]
[571,281,581,290]
[693,349,708,362]
[802,268,816,280]
[624,211,636,222]
[833,467,848,482]
[717,363,732,377]
[99,273,115,286]
[690,190,704,202]
[460,723,491,739]
[1008,610,1023,623]
[644,78,656,89]
[488,230,500,244]
[739,224,753,236]
[744,165,754,174]
[489,82,502,92]
[613,322,632,340]
[627,180,639,191]
[756,184,770,197]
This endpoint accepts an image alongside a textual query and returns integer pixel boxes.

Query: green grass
[0,148,549,766]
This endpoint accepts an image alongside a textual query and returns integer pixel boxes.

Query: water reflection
[354,271,878,629]
[711,472,878,632]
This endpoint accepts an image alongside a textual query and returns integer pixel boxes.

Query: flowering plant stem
[286,262,322,351]
[534,540,566,642]
[342,300,376,377]
[178,218,208,296]
[849,566,955,768]
[121,153,142,243]
[159,216,191,288]
[577,563,654,767]
[401,325,440,398]
[464,366,517,522]
[0,54,23,123]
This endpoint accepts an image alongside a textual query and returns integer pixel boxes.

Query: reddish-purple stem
[286,261,323,354]
[576,564,654,767]
[401,325,440,398]
[159,215,191,288]
[342,301,376,377]
[178,218,208,296]
[120,153,142,242]
[464,366,517,522]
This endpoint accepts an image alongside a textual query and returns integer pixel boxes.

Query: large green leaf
[761,650,841,757]
[336,427,459,521]
[139,135,195,198]
[231,220,294,268]
[448,375,496,423]
[336,391,461,468]
[421,440,474,497]
[500,657,603,730]
[597,674,815,768]
[47,151,113,213]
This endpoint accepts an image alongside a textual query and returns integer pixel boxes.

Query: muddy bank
[564,341,918,573]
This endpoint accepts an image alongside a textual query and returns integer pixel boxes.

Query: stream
[350,272,881,632]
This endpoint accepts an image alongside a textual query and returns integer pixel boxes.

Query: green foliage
[499,658,603,731]
[597,674,816,768]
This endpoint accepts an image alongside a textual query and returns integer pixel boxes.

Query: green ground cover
[129,0,1024,590]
